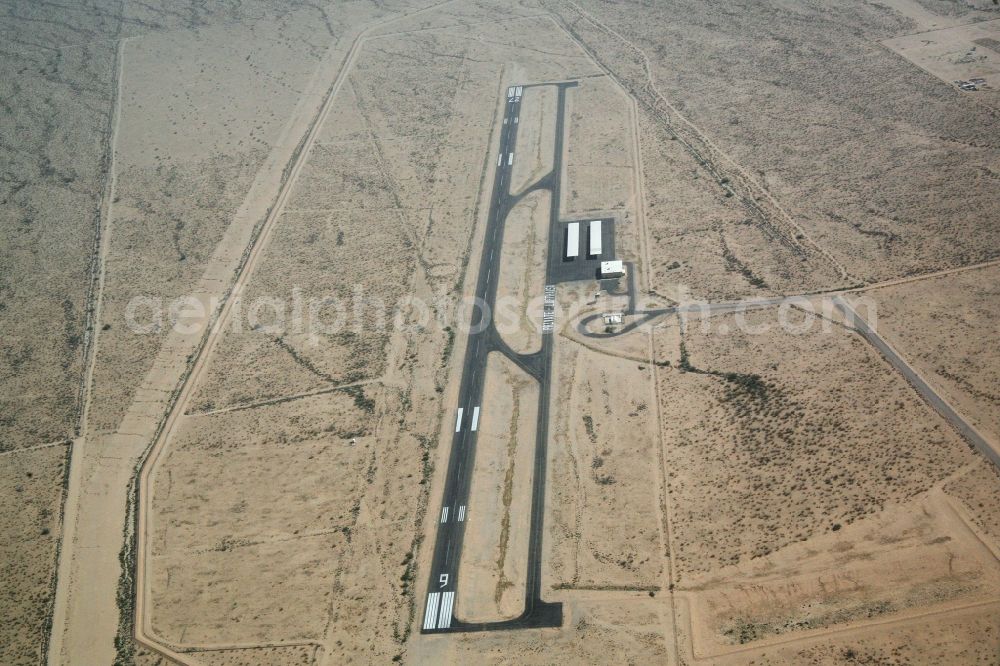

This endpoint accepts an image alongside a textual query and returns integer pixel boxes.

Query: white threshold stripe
[508,152,514,165]
[455,408,463,433]
[497,153,502,166]
[471,406,480,432]
[440,506,449,523]
[458,505,466,522]
[423,592,441,630]
[514,116,518,123]
[438,591,455,629]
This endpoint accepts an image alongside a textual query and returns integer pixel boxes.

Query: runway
[420,82,574,634]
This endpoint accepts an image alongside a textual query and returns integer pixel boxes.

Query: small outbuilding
[600,260,625,278]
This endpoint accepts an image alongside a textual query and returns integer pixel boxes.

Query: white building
[566,222,580,259]
[600,260,624,278]
[589,220,602,257]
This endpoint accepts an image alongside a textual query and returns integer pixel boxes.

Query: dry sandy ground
[46,2,443,665]
[680,490,1000,658]
[0,444,70,665]
[88,2,378,437]
[884,18,1000,109]
[4,0,1000,664]
[547,293,663,593]
[862,264,1000,448]
[494,191,550,354]
[132,644,316,666]
[660,306,975,575]
[509,85,556,195]
[562,75,635,219]
[412,596,671,664]
[124,0,1000,660]
[148,390,374,645]
[643,303,1000,661]
[457,352,536,622]
[559,74,652,289]
[551,0,1000,289]
[0,2,120,448]
[135,3,603,665]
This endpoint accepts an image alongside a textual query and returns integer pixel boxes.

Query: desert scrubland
[494,190,550,354]
[139,3,602,665]
[863,264,1000,447]
[0,444,70,665]
[0,2,120,447]
[1,3,121,663]
[546,320,662,593]
[509,85,557,195]
[552,0,1000,289]
[660,306,974,574]
[4,0,1000,664]
[457,352,536,622]
[55,3,422,663]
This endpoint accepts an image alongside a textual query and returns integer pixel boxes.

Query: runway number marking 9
[439,573,449,588]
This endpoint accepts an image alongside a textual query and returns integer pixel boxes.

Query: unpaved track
[559,0,851,284]
[131,2,458,662]
[46,14,417,663]
[47,35,126,666]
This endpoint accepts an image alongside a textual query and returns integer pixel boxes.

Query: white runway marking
[471,406,480,432]
[440,506,449,523]
[458,505,466,522]
[503,118,508,124]
[423,592,441,630]
[515,85,523,97]
[514,116,518,123]
[497,153,502,166]
[455,407,463,432]
[543,284,556,333]
[507,86,515,98]
[438,591,455,629]
[508,152,514,165]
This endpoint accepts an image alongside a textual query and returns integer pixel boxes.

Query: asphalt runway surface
[420,82,576,634]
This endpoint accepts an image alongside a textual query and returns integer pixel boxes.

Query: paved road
[576,291,788,339]
[420,83,573,634]
[833,296,1000,469]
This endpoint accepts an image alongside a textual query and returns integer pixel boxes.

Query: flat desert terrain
[2,0,999,664]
